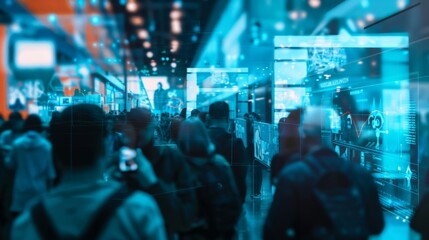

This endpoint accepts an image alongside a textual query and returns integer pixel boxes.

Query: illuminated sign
[14,40,56,69]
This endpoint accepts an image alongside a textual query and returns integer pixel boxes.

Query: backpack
[304,154,369,240]
[31,187,133,240]
[188,156,242,233]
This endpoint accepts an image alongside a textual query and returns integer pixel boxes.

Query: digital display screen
[14,41,56,69]
[187,68,248,118]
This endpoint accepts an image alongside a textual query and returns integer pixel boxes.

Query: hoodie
[8,131,56,212]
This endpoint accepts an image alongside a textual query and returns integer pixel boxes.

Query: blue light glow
[91,15,100,25]
[48,14,57,23]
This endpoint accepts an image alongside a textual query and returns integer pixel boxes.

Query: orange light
[143,41,151,48]
[130,16,144,26]
[127,0,139,12]
[137,29,149,39]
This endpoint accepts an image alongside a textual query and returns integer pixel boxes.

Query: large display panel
[186,68,248,118]
[274,35,416,222]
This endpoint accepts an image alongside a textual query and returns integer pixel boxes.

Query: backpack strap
[31,201,62,240]
[80,188,133,239]
[31,187,133,240]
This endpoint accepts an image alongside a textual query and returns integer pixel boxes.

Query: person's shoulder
[122,191,161,215]
[277,160,312,183]
[11,209,39,240]
[211,154,230,167]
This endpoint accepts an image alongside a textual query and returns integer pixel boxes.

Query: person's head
[208,101,229,128]
[178,117,215,157]
[190,109,200,118]
[179,108,187,119]
[278,109,301,154]
[157,82,163,90]
[23,114,43,133]
[8,111,23,133]
[51,104,106,171]
[126,108,155,149]
[170,116,183,143]
[301,106,325,154]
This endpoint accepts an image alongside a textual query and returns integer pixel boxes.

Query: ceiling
[109,0,220,79]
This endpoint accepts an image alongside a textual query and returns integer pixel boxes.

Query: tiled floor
[239,166,414,240]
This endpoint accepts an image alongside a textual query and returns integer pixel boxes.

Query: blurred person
[270,109,302,186]
[169,116,183,144]
[180,108,187,119]
[154,82,167,112]
[248,112,264,199]
[198,112,208,126]
[12,104,166,240]
[263,107,384,240]
[5,115,55,218]
[0,112,24,150]
[0,114,4,130]
[411,191,429,240]
[178,118,242,240]
[207,101,249,203]
[126,108,198,238]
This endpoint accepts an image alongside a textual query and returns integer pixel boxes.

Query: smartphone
[119,147,138,172]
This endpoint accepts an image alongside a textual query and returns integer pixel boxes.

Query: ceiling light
[171,62,177,68]
[146,51,153,58]
[397,0,406,9]
[357,20,365,29]
[289,11,298,20]
[171,40,179,52]
[126,0,139,12]
[153,67,158,71]
[308,0,321,8]
[275,22,285,31]
[366,13,375,22]
[151,61,157,67]
[143,41,151,48]
[137,29,149,39]
[130,16,144,26]
[171,20,182,34]
[170,10,182,19]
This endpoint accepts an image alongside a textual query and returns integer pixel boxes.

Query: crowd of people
[0,102,427,240]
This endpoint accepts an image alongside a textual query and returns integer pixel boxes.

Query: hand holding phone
[119,147,138,172]
[120,147,158,187]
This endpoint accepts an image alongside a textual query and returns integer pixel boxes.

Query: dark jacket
[269,152,299,186]
[264,148,385,240]
[411,192,429,239]
[207,127,249,203]
[143,145,198,238]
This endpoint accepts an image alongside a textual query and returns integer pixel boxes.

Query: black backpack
[31,187,132,240]
[188,157,242,233]
[304,154,369,240]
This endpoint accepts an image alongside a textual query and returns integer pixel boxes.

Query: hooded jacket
[8,131,56,212]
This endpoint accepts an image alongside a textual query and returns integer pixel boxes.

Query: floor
[238,166,414,240]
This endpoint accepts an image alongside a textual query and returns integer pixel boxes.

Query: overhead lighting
[152,67,158,71]
[143,41,151,48]
[170,10,182,19]
[151,61,157,67]
[357,19,365,29]
[289,11,298,20]
[171,20,182,34]
[275,22,285,31]
[397,0,406,9]
[126,0,139,13]
[130,16,144,26]
[171,40,179,52]
[171,62,177,68]
[146,51,153,58]
[137,29,149,39]
[308,0,321,8]
[366,13,375,22]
